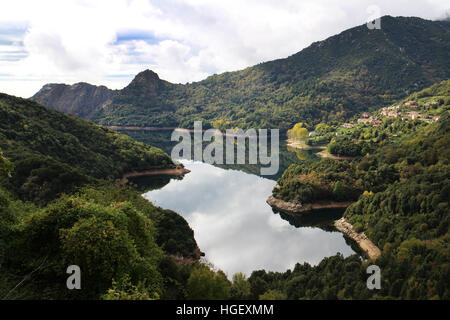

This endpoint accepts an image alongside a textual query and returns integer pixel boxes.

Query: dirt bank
[286,139,326,150]
[266,195,353,214]
[334,217,381,260]
[316,151,355,160]
[118,167,191,185]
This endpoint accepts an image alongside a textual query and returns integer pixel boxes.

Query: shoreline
[118,167,191,185]
[266,194,381,260]
[316,151,356,160]
[104,125,285,138]
[334,217,381,260]
[266,195,353,214]
[286,139,326,150]
[285,139,356,160]
[104,125,177,131]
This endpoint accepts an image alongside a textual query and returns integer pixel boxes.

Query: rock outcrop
[334,217,381,260]
[118,167,191,185]
[32,82,115,119]
[266,195,352,214]
[121,69,165,100]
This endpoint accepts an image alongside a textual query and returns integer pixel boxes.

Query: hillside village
[342,100,442,129]
[287,82,449,160]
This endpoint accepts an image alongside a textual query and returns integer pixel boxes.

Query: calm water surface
[143,160,355,277]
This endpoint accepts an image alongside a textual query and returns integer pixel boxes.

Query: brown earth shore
[286,139,326,150]
[334,217,381,260]
[118,167,191,185]
[266,195,353,214]
[316,150,356,160]
[266,194,381,260]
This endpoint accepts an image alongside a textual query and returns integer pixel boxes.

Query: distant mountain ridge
[32,16,450,131]
[0,92,173,202]
[32,82,116,119]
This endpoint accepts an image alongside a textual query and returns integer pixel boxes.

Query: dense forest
[0,94,202,299]
[33,16,450,132]
[267,80,449,299]
[0,93,174,203]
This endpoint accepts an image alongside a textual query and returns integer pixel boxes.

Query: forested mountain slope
[0,93,173,202]
[0,93,200,299]
[33,16,450,131]
[260,81,449,299]
[274,79,450,205]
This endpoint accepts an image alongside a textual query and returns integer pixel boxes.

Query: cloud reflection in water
[143,160,355,277]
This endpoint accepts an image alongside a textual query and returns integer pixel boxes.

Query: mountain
[263,80,449,299]
[0,93,200,299]
[121,69,171,100]
[32,16,450,131]
[273,79,449,206]
[0,93,174,202]
[31,82,116,119]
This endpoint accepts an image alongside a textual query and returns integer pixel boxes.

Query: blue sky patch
[0,23,28,39]
[114,30,162,45]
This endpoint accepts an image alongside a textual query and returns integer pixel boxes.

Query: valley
[0,13,448,301]
[32,16,450,132]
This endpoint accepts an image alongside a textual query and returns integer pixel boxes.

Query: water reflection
[275,208,345,232]
[143,160,355,277]
[120,129,320,180]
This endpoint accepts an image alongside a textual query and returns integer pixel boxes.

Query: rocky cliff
[31,82,116,119]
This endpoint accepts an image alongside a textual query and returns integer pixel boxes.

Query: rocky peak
[134,69,160,82]
[123,69,163,99]
[32,82,115,119]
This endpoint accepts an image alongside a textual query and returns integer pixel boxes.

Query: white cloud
[0,0,448,97]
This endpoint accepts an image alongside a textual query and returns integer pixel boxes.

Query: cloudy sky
[0,0,448,98]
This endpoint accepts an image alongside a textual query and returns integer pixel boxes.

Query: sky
[0,0,448,98]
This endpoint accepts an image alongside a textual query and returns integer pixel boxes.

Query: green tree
[186,264,231,300]
[332,181,346,201]
[287,123,309,141]
[259,289,287,300]
[102,275,157,300]
[230,273,251,300]
[0,150,13,180]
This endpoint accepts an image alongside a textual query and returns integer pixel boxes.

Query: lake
[142,159,356,277]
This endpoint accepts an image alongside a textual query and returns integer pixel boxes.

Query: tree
[11,194,164,299]
[186,264,231,300]
[0,149,13,180]
[230,273,251,300]
[259,289,287,300]
[332,181,346,201]
[287,123,309,141]
[102,275,157,300]
[315,123,332,134]
[60,215,154,296]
